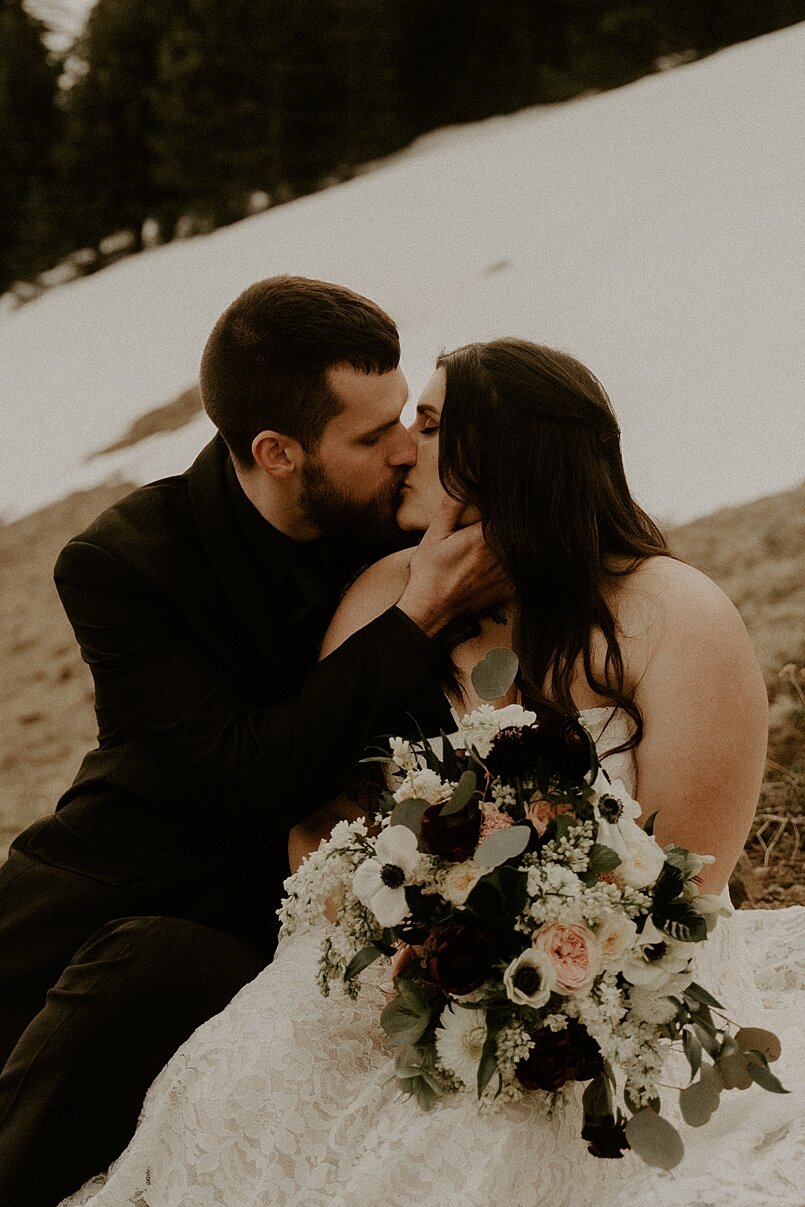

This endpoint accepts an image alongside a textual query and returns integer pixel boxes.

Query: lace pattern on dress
[61,710,805,1207]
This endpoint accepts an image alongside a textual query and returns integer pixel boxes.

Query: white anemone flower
[435,1004,488,1089]
[352,826,421,928]
[502,949,556,1008]
[620,918,693,988]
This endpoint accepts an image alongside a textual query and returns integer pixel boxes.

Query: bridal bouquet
[279,650,787,1169]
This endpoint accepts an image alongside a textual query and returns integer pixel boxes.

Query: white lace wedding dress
[63,710,804,1207]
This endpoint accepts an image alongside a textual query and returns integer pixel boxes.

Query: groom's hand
[397,499,512,638]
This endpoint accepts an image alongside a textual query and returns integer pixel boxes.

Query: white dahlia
[435,1004,488,1090]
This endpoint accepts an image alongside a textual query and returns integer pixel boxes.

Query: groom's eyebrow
[355,417,401,442]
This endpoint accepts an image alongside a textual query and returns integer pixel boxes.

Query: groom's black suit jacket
[12,435,452,951]
[0,433,456,1205]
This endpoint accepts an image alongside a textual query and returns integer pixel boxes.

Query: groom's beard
[298,457,405,543]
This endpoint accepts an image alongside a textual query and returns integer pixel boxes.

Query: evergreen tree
[0,0,61,293]
[56,0,179,255]
[149,0,282,231]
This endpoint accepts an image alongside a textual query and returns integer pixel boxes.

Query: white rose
[595,913,638,965]
[597,816,666,889]
[442,861,486,906]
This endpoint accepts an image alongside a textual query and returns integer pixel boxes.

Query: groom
[0,276,504,1205]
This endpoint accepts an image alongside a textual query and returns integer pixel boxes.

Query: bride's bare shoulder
[616,554,759,687]
[622,555,736,624]
[319,548,414,658]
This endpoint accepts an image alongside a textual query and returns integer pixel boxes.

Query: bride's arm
[288,551,414,871]
[629,560,768,894]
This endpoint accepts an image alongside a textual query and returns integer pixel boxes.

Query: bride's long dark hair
[437,338,670,751]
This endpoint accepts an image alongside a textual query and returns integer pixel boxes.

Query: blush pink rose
[526,797,572,837]
[533,922,601,994]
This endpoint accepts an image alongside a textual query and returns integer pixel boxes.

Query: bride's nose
[387,423,417,467]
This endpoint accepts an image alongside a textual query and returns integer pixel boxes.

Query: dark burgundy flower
[581,1115,630,1159]
[484,725,546,782]
[428,923,497,996]
[533,716,593,782]
[515,1021,603,1092]
[420,800,482,863]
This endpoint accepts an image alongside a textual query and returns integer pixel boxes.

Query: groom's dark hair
[200,276,400,466]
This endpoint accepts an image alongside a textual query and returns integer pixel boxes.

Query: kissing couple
[1,276,797,1207]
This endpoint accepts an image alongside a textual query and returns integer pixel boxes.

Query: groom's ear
[251,430,303,480]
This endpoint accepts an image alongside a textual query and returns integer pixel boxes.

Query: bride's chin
[396,498,432,533]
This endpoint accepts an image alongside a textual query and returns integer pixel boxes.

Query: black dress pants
[0,851,267,1207]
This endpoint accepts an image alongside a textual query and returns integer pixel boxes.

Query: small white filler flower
[352,826,421,928]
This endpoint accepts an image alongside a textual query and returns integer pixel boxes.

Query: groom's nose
[387,423,417,467]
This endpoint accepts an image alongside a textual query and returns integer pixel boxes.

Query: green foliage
[679,1072,720,1126]
[0,0,62,291]
[470,647,519,702]
[380,979,433,1047]
[653,900,708,943]
[475,824,532,867]
[624,1108,685,1169]
[389,797,430,835]
[440,770,478,816]
[392,1043,445,1108]
[9,0,805,292]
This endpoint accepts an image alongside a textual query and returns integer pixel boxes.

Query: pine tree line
[2,0,804,299]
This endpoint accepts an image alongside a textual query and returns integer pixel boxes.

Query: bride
[63,340,803,1206]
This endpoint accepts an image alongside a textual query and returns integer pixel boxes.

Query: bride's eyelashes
[415,420,439,437]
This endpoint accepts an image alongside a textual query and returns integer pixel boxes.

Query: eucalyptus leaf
[735,1027,782,1063]
[345,944,386,980]
[679,1078,720,1127]
[390,797,430,836]
[475,824,532,868]
[470,647,519,701]
[683,1029,703,1080]
[625,1110,685,1170]
[716,1051,753,1091]
[692,1021,721,1059]
[746,1058,790,1094]
[699,1062,723,1095]
[440,770,478,816]
[682,981,724,1010]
